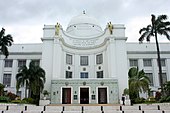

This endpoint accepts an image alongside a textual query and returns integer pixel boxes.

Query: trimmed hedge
[0,96,10,102]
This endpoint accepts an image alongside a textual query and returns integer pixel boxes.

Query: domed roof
[68,12,101,27]
[66,12,103,38]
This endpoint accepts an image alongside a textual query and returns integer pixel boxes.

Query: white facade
[0,13,170,104]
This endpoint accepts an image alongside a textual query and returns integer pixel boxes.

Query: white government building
[0,12,170,104]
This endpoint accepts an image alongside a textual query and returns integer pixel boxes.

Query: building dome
[68,13,101,27]
[66,12,103,38]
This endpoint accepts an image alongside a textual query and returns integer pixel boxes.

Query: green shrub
[134,97,145,103]
[144,97,156,104]
[165,96,170,102]
[0,96,10,102]
[11,100,21,103]
[159,96,167,103]
[22,97,34,104]
[21,99,28,104]
[148,96,156,102]
[144,100,156,104]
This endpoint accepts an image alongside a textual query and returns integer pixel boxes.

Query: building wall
[0,42,170,101]
[127,43,170,97]
[51,79,118,104]
[0,44,42,99]
[0,18,169,104]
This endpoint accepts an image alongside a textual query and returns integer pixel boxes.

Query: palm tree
[29,61,46,96]
[128,67,150,99]
[16,65,30,98]
[28,61,45,105]
[0,28,13,58]
[16,61,46,101]
[139,14,170,94]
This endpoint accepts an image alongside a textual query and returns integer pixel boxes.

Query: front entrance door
[62,88,71,104]
[80,88,89,104]
[98,88,107,104]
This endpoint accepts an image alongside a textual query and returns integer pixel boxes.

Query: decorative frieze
[72,39,97,47]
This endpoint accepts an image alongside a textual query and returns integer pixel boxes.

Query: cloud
[126,16,151,42]
[1,0,170,43]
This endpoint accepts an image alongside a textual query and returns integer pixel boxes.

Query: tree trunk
[25,85,27,98]
[28,88,32,98]
[155,32,164,95]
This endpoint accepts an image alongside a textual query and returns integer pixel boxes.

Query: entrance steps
[0,104,170,113]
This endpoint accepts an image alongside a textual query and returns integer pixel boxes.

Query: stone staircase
[0,104,170,113]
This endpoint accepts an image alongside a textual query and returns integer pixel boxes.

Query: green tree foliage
[16,65,30,98]
[16,61,46,105]
[29,61,46,96]
[0,28,13,58]
[123,88,129,95]
[139,14,170,94]
[128,67,150,103]
[163,81,170,96]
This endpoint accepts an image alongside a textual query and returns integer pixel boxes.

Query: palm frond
[0,28,5,38]
[1,46,9,58]
[162,31,170,40]
[128,67,150,97]
[157,15,168,21]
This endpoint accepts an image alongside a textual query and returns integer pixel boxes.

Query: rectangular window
[80,72,88,78]
[97,71,103,78]
[31,60,40,66]
[143,59,152,67]
[80,56,88,66]
[74,95,77,100]
[96,54,103,64]
[145,73,154,86]
[4,59,13,67]
[3,74,12,87]
[92,95,96,100]
[66,71,72,78]
[66,54,72,65]
[129,59,138,67]
[161,59,166,67]
[18,60,26,67]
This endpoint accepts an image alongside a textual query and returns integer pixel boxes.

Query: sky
[1,0,170,44]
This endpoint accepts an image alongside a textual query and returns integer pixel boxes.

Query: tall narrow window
[18,60,26,67]
[66,54,72,65]
[161,59,166,67]
[4,59,13,67]
[96,54,103,64]
[97,71,103,78]
[3,74,12,87]
[143,59,152,67]
[145,73,154,86]
[66,71,72,78]
[80,72,88,78]
[129,59,138,67]
[80,56,88,66]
